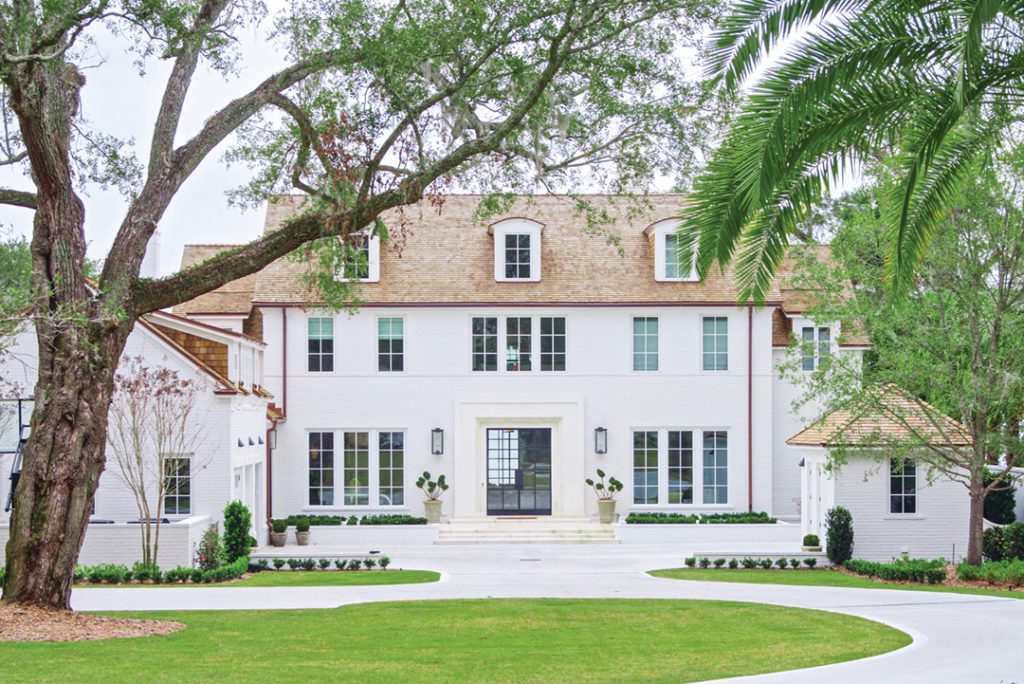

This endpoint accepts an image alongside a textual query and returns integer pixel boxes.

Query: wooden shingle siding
[152,324,230,379]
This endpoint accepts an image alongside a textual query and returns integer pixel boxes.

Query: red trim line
[252,300,785,309]
[148,309,265,346]
[747,305,754,513]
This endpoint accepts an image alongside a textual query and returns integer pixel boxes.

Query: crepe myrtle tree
[0,0,722,608]
[780,148,1024,565]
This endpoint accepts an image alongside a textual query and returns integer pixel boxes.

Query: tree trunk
[967,474,986,566]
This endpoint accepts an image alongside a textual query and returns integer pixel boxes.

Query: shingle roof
[172,244,258,315]
[786,384,972,447]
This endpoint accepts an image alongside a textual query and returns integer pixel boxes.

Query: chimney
[140,230,162,279]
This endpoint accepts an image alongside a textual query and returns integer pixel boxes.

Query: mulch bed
[0,604,184,642]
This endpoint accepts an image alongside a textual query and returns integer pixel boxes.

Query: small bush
[363,558,377,570]
[803,558,817,568]
[86,564,130,584]
[286,558,301,570]
[348,559,362,571]
[379,556,391,570]
[300,557,316,571]
[983,526,1006,562]
[190,568,204,583]
[334,559,346,570]
[295,517,311,533]
[789,558,801,569]
[844,558,947,584]
[698,557,711,569]
[318,558,331,570]
[73,566,86,582]
[684,556,697,568]
[802,534,820,547]
[360,514,428,526]
[1001,522,1024,561]
[741,557,757,569]
[131,562,162,583]
[758,558,773,569]
[624,511,777,525]
[257,559,269,569]
[728,558,738,569]
[271,519,288,534]
[195,524,223,571]
[199,556,249,584]
[713,558,726,568]
[346,516,359,526]
[825,506,854,565]
[222,501,254,564]
[284,514,344,526]
[775,558,788,569]
[700,511,777,525]
[164,566,191,583]
[958,559,1024,586]
[272,558,286,570]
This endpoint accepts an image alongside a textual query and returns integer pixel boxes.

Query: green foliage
[273,558,286,570]
[0,239,31,337]
[741,557,757,569]
[334,559,346,570]
[585,470,624,500]
[728,558,739,569]
[713,558,726,568]
[284,515,344,526]
[300,558,316,571]
[222,501,254,564]
[198,556,250,584]
[757,558,773,570]
[984,527,1006,562]
[684,556,697,568]
[625,511,776,524]
[257,559,269,569]
[844,558,947,585]
[272,519,288,534]
[416,472,449,501]
[359,514,428,525]
[295,518,311,533]
[803,558,817,568]
[379,556,391,570]
[318,558,331,570]
[286,559,302,571]
[775,558,788,569]
[698,557,711,569]
[985,471,1018,525]
[825,507,854,565]
[195,524,223,571]
[956,559,1024,587]
[348,559,363,571]
[163,566,193,583]
[802,534,820,547]
[789,559,801,569]
[1001,522,1024,561]
[363,558,377,570]
[85,564,130,584]
[131,562,162,583]
[347,516,359,525]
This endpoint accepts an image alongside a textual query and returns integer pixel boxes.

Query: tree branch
[0,187,36,209]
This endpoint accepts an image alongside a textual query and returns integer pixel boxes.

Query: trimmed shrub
[741,557,757,569]
[284,514,344,526]
[195,524,223,571]
[73,565,86,582]
[271,519,288,534]
[983,526,1006,562]
[728,558,738,569]
[758,558,773,569]
[300,557,316,571]
[335,559,346,570]
[802,534,820,547]
[363,558,377,570]
[379,556,391,570]
[684,556,697,568]
[199,556,249,583]
[825,506,854,564]
[698,557,711,569]
[131,561,162,583]
[222,500,253,563]
[295,517,311,533]
[844,558,947,584]
[190,568,204,583]
[803,558,817,568]
[286,558,301,570]
[0,566,4,585]
[957,559,1024,586]
[347,559,362,571]
[256,559,269,569]
[318,558,331,570]
[775,558,788,569]
[360,514,429,525]
[984,470,1017,525]
[346,516,359,526]
[164,566,191,583]
[624,511,776,525]
[1001,522,1024,561]
[700,511,777,525]
[86,564,129,584]
[713,558,726,568]
[789,558,801,569]
[272,558,286,570]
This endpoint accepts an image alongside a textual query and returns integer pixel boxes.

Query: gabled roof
[787,384,972,448]
[136,315,244,395]
[172,244,258,316]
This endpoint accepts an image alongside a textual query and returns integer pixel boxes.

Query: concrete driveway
[72,542,1024,684]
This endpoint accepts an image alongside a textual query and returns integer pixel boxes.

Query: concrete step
[435,520,618,545]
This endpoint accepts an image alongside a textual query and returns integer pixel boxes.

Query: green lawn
[75,570,440,588]
[0,599,908,683]
[650,568,1024,599]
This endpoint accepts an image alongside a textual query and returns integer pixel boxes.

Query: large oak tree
[0,0,718,608]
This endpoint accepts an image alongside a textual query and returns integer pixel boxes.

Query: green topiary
[775,558,788,569]
[684,556,696,568]
[698,557,711,568]
[758,558,773,569]
[803,558,817,568]
[295,517,311,533]
[1001,521,1024,560]
[272,558,286,569]
[713,558,726,568]
[318,558,331,569]
[271,518,288,534]
[802,534,820,547]
[789,558,801,569]
[222,500,254,564]
[983,526,1006,561]
[825,506,854,564]
[728,558,738,569]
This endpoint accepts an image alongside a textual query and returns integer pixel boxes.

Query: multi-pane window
[307,317,334,372]
[540,317,566,371]
[632,317,659,371]
[801,326,831,370]
[343,431,369,506]
[377,317,404,372]
[163,456,191,515]
[664,233,685,279]
[702,431,728,504]
[308,432,335,506]
[504,233,532,279]
[667,431,694,504]
[633,430,659,504]
[342,236,371,280]
[472,317,498,371]
[890,459,916,514]
[378,431,404,506]
[702,316,729,371]
[506,317,532,371]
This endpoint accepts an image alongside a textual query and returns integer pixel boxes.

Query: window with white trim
[377,317,404,372]
[308,317,334,372]
[472,317,498,371]
[506,317,532,371]
[540,317,566,371]
[667,431,693,504]
[163,456,191,515]
[308,432,335,506]
[492,219,542,282]
[337,233,381,282]
[890,459,916,514]
[702,431,728,504]
[378,431,404,506]
[801,326,831,370]
[702,316,728,371]
[633,430,659,504]
[632,317,659,371]
[649,219,696,282]
[343,431,370,506]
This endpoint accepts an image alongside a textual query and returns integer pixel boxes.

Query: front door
[486,428,552,515]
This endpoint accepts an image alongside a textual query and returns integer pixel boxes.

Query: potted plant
[295,517,311,546]
[416,471,449,523]
[270,519,287,547]
[585,469,623,524]
[802,533,822,552]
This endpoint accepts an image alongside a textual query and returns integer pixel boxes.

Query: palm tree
[680,0,1024,300]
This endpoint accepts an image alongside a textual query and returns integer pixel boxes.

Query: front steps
[436,518,619,544]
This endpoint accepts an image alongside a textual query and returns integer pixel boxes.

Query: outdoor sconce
[595,427,608,454]
[431,428,444,455]
[258,435,265,445]
[248,437,256,446]
[237,437,244,448]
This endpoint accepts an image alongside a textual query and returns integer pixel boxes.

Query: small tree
[106,358,209,567]
[984,471,1017,525]
[222,501,253,564]
[825,506,854,565]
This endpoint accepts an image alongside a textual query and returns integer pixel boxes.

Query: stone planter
[597,499,617,524]
[424,500,443,524]
[296,530,310,546]
[801,545,822,553]
[269,531,287,547]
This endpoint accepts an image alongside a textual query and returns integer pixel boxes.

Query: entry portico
[453,395,585,520]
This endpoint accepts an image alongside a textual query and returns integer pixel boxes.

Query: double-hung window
[493,219,542,282]
[801,326,831,370]
[890,459,916,514]
[667,431,694,504]
[343,236,371,280]
[377,317,404,372]
[702,431,729,504]
[702,316,728,371]
[472,317,498,371]
[506,317,532,371]
[633,431,659,504]
[664,233,684,279]
[308,432,335,506]
[632,317,659,371]
[540,317,566,371]
[378,431,404,506]
[308,317,334,372]
[163,456,191,515]
[343,431,370,506]
[504,234,532,279]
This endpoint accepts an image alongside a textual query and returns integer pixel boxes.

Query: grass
[649,568,1024,599]
[75,570,440,588]
[0,599,909,683]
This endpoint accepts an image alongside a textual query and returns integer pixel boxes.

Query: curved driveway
[72,543,1024,683]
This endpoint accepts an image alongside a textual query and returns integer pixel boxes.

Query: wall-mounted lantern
[431,428,444,455]
[595,427,608,454]
[248,437,256,447]
[237,437,244,448]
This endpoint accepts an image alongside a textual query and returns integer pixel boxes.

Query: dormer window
[646,218,696,282]
[337,232,380,283]
[491,218,542,282]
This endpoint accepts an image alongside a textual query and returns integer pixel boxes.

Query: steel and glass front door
[486,428,552,515]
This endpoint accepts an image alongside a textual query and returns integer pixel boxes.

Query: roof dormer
[489,218,543,283]
[644,218,696,282]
